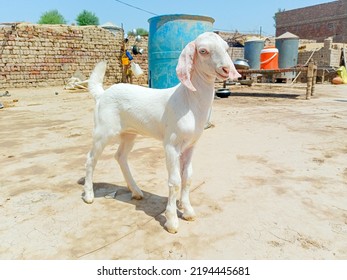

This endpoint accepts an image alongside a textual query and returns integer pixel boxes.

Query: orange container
[260,46,279,70]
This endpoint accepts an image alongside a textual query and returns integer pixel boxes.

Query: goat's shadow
[77,177,168,228]
[230,92,301,99]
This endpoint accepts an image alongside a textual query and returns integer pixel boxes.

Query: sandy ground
[0,82,346,260]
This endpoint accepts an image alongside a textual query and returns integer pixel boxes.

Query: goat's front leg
[164,144,181,234]
[179,146,196,221]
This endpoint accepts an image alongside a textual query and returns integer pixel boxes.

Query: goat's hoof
[83,198,94,204]
[164,221,179,234]
[132,193,143,200]
[165,226,178,234]
[82,192,94,204]
[182,213,196,221]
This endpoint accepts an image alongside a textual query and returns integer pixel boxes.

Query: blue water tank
[148,14,214,89]
[275,32,299,79]
[244,38,264,69]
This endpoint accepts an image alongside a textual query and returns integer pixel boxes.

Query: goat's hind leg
[83,135,109,203]
[115,133,143,200]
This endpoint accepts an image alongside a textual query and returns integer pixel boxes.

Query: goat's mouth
[216,72,229,80]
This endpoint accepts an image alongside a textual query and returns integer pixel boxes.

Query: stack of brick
[298,37,346,67]
[0,23,126,89]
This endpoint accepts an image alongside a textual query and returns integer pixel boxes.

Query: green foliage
[38,9,67,24]
[76,10,100,26]
[127,28,148,36]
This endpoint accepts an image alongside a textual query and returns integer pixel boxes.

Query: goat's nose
[222,66,230,75]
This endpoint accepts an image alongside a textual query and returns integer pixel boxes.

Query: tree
[127,28,148,36]
[38,9,67,24]
[76,10,99,26]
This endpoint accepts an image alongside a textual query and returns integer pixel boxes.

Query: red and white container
[260,46,279,70]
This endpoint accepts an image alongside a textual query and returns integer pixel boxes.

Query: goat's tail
[88,61,107,100]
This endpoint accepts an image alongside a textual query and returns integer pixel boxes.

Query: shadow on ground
[77,177,168,228]
[231,92,301,99]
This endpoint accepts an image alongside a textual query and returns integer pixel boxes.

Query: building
[276,0,347,42]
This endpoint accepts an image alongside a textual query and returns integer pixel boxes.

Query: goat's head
[176,32,241,91]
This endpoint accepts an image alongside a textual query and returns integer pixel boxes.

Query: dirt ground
[0,82,346,260]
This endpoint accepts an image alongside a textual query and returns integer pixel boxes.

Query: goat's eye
[199,48,209,55]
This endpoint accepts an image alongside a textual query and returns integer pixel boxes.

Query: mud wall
[0,23,149,89]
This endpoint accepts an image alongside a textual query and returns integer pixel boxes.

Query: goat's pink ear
[176,41,197,91]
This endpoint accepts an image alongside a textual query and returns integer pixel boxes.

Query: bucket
[260,46,278,70]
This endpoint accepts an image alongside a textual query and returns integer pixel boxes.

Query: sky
[0,0,331,36]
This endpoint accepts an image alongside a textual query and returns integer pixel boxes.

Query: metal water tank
[148,14,214,89]
[244,38,264,69]
[275,32,299,79]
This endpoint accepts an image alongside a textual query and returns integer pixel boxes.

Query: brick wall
[0,23,126,89]
[276,0,347,42]
[228,47,244,61]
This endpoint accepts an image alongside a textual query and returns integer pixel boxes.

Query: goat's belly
[121,121,163,140]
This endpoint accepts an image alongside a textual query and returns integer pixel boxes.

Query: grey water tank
[275,32,299,79]
[244,38,264,69]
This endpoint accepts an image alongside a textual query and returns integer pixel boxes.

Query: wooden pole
[121,24,126,83]
[306,61,313,100]
[306,61,317,100]
[312,62,317,97]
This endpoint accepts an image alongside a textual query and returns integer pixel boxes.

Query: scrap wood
[64,70,89,91]
[64,77,89,90]
[291,48,318,84]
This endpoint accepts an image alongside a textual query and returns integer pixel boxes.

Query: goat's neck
[189,72,215,111]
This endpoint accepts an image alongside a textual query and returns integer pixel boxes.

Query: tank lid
[245,36,264,42]
[148,14,215,24]
[277,32,299,39]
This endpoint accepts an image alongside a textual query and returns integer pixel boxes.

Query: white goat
[83,32,240,233]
